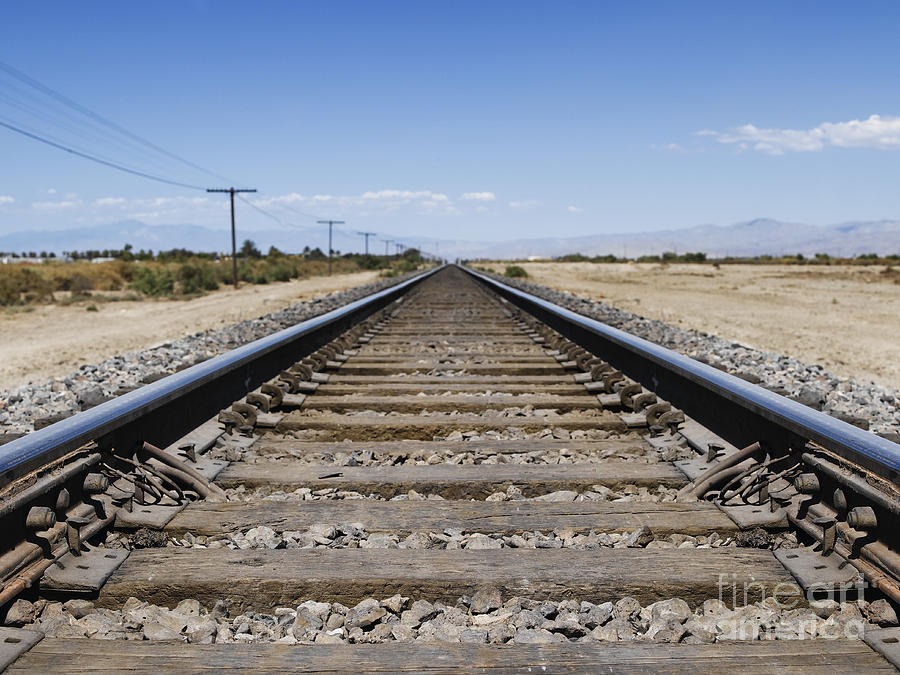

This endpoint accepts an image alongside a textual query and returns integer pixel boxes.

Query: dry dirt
[0,271,380,390]
[483,262,900,389]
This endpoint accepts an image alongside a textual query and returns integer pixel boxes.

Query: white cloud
[0,195,14,206]
[46,188,56,195]
[95,197,127,206]
[699,114,900,155]
[261,192,306,205]
[567,205,583,213]
[461,191,496,202]
[23,188,464,227]
[32,199,83,211]
[650,143,684,151]
[260,189,456,216]
[360,189,449,203]
[509,199,540,210]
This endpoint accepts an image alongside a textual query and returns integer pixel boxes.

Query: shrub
[0,276,19,305]
[504,265,528,278]
[130,265,174,296]
[356,254,387,270]
[43,262,126,292]
[176,262,219,295]
[69,273,94,295]
[0,267,54,305]
[238,262,256,284]
[268,259,297,282]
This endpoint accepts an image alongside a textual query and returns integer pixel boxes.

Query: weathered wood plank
[98,548,794,610]
[355,355,551,362]
[345,355,554,363]
[216,462,686,496]
[250,438,651,458]
[275,412,629,440]
[336,363,568,376]
[373,329,525,334]
[166,500,735,537]
[361,336,533,343]
[13,639,892,673]
[318,383,586,395]
[329,375,574,384]
[298,395,598,413]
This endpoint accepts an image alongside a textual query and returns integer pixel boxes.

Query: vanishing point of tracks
[1,265,900,672]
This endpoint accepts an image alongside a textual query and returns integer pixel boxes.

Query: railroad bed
[2,266,899,673]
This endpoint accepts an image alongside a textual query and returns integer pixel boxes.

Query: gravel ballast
[2,267,896,440]
[0,273,416,437]
[156,524,792,552]
[481,271,899,437]
[7,589,890,645]
[223,484,681,503]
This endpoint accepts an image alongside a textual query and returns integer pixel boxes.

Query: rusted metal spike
[812,515,837,555]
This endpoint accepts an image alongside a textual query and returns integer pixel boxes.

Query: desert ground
[482,262,900,389]
[0,270,380,390]
[2,263,898,392]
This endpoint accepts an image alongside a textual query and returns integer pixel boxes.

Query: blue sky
[2,1,900,251]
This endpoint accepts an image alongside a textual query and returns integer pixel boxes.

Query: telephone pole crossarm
[207,187,257,289]
[356,231,377,256]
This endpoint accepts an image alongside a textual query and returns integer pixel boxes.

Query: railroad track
[1,264,899,672]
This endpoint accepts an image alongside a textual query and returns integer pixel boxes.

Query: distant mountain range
[443,218,900,259]
[2,218,899,260]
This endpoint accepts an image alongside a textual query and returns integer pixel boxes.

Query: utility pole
[384,240,393,256]
[317,219,345,275]
[207,187,257,289]
[357,231,376,255]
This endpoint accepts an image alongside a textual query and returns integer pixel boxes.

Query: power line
[0,89,177,176]
[0,64,405,263]
[0,60,240,186]
[235,194,293,226]
[0,119,206,191]
[0,108,173,180]
[235,194,331,235]
[267,199,324,222]
[0,76,194,178]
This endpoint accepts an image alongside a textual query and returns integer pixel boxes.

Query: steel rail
[0,266,442,485]
[463,266,900,480]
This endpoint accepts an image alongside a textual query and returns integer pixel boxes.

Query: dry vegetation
[0,270,383,390]
[0,251,422,308]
